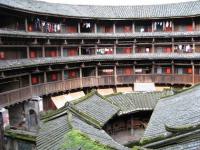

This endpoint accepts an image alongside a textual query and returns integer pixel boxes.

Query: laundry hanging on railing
[153,21,172,31]
[34,18,61,33]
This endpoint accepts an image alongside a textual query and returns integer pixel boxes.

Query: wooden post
[132,21,135,33]
[95,44,98,55]
[95,66,98,78]
[78,22,81,33]
[152,38,155,53]
[172,20,174,32]
[132,43,135,54]
[27,46,30,59]
[79,45,81,56]
[94,23,97,33]
[172,61,175,84]
[60,45,63,57]
[25,18,28,32]
[152,21,154,32]
[192,18,195,31]
[61,70,65,81]
[192,38,195,53]
[114,65,117,85]
[113,22,116,34]
[114,41,117,55]
[130,116,134,136]
[80,67,83,88]
[172,38,175,53]
[42,45,45,57]
[192,61,195,85]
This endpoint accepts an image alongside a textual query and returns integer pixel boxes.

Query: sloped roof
[0,0,200,19]
[1,53,200,71]
[73,91,119,126]
[36,104,129,150]
[141,85,200,149]
[71,115,129,150]
[36,113,71,150]
[107,90,173,115]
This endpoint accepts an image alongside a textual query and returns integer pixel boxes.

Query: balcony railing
[0,74,197,108]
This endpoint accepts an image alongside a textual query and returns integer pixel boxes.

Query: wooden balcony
[0,74,197,108]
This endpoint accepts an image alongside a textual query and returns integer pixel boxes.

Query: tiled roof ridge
[0,0,200,19]
[159,83,200,102]
[68,102,103,129]
[165,122,200,133]
[141,128,200,148]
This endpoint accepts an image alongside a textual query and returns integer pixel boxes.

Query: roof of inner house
[141,84,200,149]
[0,0,200,19]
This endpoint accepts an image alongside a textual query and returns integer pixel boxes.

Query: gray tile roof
[74,92,119,126]
[0,0,200,19]
[1,53,200,71]
[1,29,200,39]
[72,115,129,150]
[107,90,173,115]
[142,85,200,149]
[160,131,200,150]
[36,114,71,150]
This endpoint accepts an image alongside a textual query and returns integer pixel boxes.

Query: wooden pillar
[94,23,97,33]
[132,21,135,33]
[95,66,98,78]
[44,72,47,83]
[79,45,81,56]
[61,70,65,81]
[42,45,45,57]
[152,61,155,74]
[172,61,175,84]
[132,43,135,54]
[172,38,175,53]
[60,45,64,57]
[78,22,81,33]
[0,111,4,150]
[152,38,155,53]
[192,18,195,31]
[27,46,30,59]
[114,41,117,55]
[113,22,116,34]
[29,74,32,86]
[192,38,195,53]
[114,65,117,85]
[25,18,28,32]
[172,20,175,32]
[130,116,134,136]
[80,67,83,88]
[152,21,154,32]
[192,61,195,85]
[95,44,98,55]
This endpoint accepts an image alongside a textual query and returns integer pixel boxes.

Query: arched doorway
[29,109,38,129]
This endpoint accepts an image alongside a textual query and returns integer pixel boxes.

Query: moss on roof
[5,129,36,142]
[60,129,114,150]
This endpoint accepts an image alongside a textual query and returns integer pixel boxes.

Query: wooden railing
[0,74,198,108]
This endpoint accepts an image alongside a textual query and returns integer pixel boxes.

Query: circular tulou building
[0,0,200,150]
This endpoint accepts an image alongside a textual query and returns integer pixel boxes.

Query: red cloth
[30,51,36,58]
[123,26,132,33]
[123,48,132,54]
[69,71,76,78]
[165,67,171,74]
[51,73,57,81]
[124,68,133,75]
[0,52,5,59]
[67,26,77,33]
[31,76,38,84]
[187,68,192,74]
[186,25,193,31]
[50,50,57,57]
